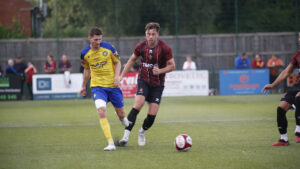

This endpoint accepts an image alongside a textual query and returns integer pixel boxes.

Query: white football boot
[104,142,116,151]
[119,130,130,146]
[138,128,146,146]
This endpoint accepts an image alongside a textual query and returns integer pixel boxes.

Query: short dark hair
[145,22,160,32]
[89,27,103,37]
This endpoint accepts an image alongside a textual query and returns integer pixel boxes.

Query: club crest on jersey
[102,51,108,56]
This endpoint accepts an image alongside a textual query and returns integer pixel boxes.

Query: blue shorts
[91,87,124,108]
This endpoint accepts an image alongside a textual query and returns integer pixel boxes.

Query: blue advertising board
[219,69,269,95]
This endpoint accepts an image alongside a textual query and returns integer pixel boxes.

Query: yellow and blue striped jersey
[80,41,119,88]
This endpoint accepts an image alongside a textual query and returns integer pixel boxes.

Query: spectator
[25,62,37,100]
[0,64,3,76]
[267,54,284,83]
[59,54,72,88]
[13,56,27,98]
[5,59,18,76]
[252,54,265,68]
[44,55,56,74]
[183,56,197,70]
[235,52,250,69]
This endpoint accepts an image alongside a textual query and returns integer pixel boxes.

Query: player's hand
[79,87,87,96]
[153,66,160,75]
[114,77,120,88]
[262,84,273,94]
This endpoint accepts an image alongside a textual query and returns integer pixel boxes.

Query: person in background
[252,54,265,68]
[44,55,56,74]
[267,54,284,83]
[14,57,27,98]
[59,54,72,88]
[182,56,197,70]
[235,52,250,68]
[25,62,37,100]
[0,64,3,77]
[5,59,18,76]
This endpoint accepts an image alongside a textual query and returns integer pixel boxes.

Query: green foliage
[215,0,299,33]
[0,18,26,39]
[41,0,300,38]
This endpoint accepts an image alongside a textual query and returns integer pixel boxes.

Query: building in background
[0,0,45,37]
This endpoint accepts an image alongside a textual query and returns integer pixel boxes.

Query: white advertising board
[163,70,209,96]
[32,73,83,100]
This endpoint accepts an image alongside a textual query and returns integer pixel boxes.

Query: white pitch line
[0,117,282,129]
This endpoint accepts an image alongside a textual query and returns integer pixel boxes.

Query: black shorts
[281,84,300,105]
[136,79,164,104]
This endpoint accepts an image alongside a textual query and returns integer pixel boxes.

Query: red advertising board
[120,72,138,98]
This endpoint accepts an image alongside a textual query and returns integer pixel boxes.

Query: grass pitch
[0,95,300,169]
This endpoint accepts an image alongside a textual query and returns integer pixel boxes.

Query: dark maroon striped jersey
[290,51,300,84]
[134,40,173,86]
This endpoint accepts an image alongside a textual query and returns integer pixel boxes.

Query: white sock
[139,128,145,133]
[109,141,115,146]
[121,117,129,127]
[123,129,131,140]
[280,133,288,141]
[295,125,300,133]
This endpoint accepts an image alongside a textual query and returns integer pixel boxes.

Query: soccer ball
[174,134,192,152]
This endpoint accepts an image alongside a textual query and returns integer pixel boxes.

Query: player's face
[89,35,102,50]
[298,34,300,46]
[145,29,159,47]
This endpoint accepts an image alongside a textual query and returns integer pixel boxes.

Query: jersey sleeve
[80,45,90,69]
[111,51,120,64]
[80,52,89,69]
[164,46,173,61]
[291,51,300,66]
[134,41,143,57]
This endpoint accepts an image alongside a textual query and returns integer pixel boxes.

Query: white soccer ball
[174,134,192,152]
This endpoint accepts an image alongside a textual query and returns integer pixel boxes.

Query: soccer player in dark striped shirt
[119,22,175,146]
[263,33,300,146]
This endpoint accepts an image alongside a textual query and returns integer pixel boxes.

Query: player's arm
[80,68,91,96]
[262,63,294,93]
[114,60,121,87]
[153,58,175,75]
[120,53,138,79]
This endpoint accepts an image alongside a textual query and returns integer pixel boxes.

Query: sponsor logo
[37,78,51,91]
[90,61,107,69]
[142,62,154,68]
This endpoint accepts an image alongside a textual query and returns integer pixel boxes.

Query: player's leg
[119,80,148,146]
[92,87,115,151]
[108,88,130,127]
[138,85,164,146]
[119,95,146,146]
[272,89,297,146]
[138,103,159,146]
[294,92,300,143]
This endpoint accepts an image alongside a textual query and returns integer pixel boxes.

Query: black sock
[277,106,287,134]
[125,108,140,131]
[142,114,156,131]
[295,97,300,125]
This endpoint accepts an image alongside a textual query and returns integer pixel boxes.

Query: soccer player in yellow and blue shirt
[79,27,129,151]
